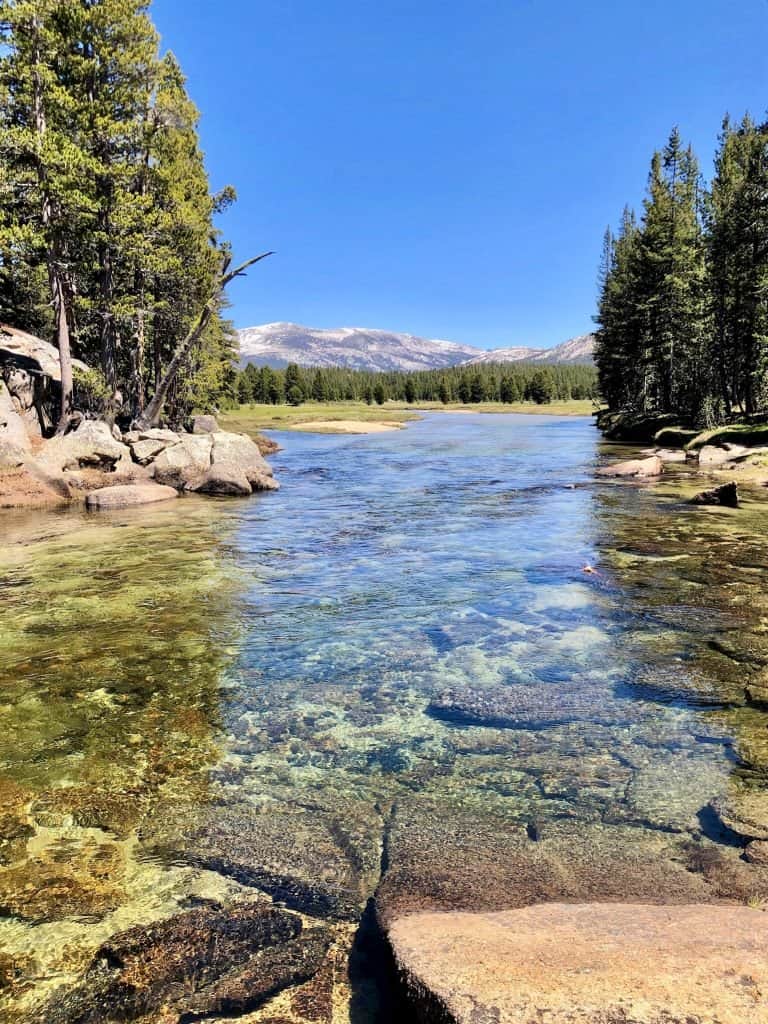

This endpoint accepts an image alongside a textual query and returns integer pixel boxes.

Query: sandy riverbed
[291,420,406,433]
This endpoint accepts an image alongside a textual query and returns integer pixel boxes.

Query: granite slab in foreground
[389,902,768,1024]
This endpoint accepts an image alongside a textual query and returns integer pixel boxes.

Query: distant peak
[236,321,593,372]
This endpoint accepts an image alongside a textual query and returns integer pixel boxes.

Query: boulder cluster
[1,387,277,511]
[0,325,278,509]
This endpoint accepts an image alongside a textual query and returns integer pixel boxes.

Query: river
[1,412,767,1022]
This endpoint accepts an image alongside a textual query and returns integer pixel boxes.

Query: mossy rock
[599,411,681,443]
[0,839,126,922]
[653,426,698,448]
[685,422,768,451]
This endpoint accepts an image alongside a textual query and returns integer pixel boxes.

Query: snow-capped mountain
[237,322,594,371]
[462,333,595,366]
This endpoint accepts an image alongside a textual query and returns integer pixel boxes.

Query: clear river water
[1,412,767,1023]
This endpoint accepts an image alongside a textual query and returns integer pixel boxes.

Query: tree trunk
[49,260,74,431]
[134,252,273,430]
[132,291,146,415]
[99,220,117,393]
[31,12,74,433]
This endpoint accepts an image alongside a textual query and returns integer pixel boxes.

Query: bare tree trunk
[132,291,146,414]
[49,260,74,431]
[99,216,117,393]
[31,13,74,434]
[134,252,273,430]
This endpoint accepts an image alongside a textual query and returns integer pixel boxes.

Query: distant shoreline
[220,399,594,436]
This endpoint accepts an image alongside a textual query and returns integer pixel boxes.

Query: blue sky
[152,0,768,349]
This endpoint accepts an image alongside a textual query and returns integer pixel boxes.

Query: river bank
[2,413,768,1023]
[219,398,594,435]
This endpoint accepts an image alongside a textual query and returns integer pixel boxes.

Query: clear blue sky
[152,0,767,349]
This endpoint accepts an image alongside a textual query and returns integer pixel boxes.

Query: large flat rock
[140,800,381,920]
[596,455,663,478]
[0,323,88,380]
[390,902,768,1024]
[85,483,179,510]
[376,800,716,925]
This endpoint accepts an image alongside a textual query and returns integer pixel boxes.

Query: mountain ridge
[237,321,594,372]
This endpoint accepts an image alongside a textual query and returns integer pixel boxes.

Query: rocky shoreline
[594,407,768,510]
[0,406,279,509]
[0,328,278,510]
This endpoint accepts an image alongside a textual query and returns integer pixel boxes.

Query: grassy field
[220,399,596,434]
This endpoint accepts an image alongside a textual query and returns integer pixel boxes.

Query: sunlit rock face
[389,904,768,1024]
[1,413,768,1022]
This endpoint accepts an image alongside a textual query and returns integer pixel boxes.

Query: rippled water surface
[2,413,768,1022]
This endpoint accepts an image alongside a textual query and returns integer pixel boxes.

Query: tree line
[596,119,768,426]
[231,360,598,406]
[0,1,267,432]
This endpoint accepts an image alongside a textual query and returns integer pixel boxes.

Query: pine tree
[499,375,521,403]
[527,368,555,404]
[64,0,158,395]
[141,52,231,423]
[312,370,328,401]
[469,373,486,402]
[707,115,768,416]
[635,130,705,418]
[285,362,306,400]
[594,208,643,410]
[0,0,93,429]
[0,3,252,429]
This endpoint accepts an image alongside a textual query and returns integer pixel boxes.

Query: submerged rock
[40,901,330,1024]
[376,800,711,926]
[140,801,380,920]
[0,838,125,923]
[388,903,768,1024]
[710,784,768,841]
[689,481,739,507]
[85,483,179,510]
[31,786,146,839]
[0,779,34,865]
[596,455,663,478]
[628,663,743,708]
[428,683,626,730]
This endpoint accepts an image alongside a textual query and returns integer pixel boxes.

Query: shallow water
[1,413,767,1021]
